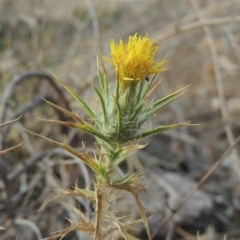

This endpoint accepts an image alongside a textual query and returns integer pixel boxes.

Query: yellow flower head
[105,33,168,86]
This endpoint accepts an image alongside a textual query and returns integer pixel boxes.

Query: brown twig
[0,70,70,231]
[0,70,69,125]
[0,118,22,228]
[1,94,69,148]
[151,134,240,239]
[8,151,49,184]
[155,16,240,42]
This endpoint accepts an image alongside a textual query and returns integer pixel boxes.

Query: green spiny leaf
[112,144,146,167]
[115,77,120,101]
[138,86,189,126]
[150,85,189,109]
[97,59,105,94]
[130,100,145,122]
[97,49,109,98]
[37,118,111,146]
[112,94,122,137]
[50,72,98,120]
[25,129,107,177]
[132,123,190,140]
[135,78,144,105]
[92,83,107,125]
[64,85,97,120]
[41,98,84,123]
[140,74,157,100]
[131,80,162,121]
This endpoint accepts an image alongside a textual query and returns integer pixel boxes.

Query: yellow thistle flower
[105,33,168,87]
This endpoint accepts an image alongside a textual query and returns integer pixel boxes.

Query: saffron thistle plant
[27,34,189,240]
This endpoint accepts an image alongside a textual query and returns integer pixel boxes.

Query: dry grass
[0,0,240,239]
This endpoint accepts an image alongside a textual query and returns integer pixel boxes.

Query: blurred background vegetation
[0,0,240,239]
